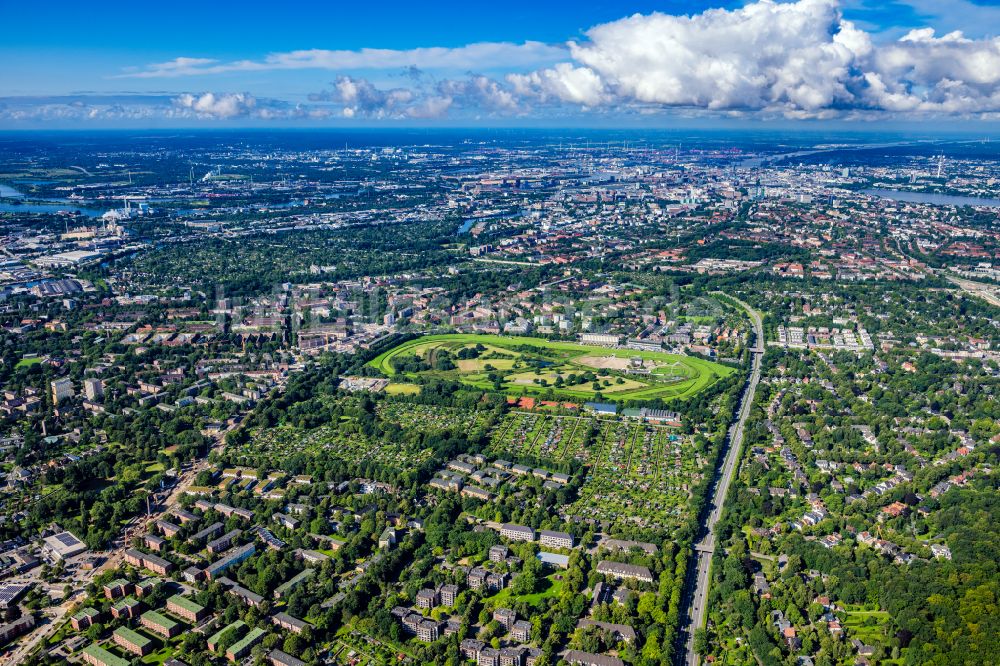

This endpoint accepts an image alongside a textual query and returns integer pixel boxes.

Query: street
[677,296,763,666]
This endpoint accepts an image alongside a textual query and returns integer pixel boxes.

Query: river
[862,188,1000,208]
[457,210,525,235]
[0,183,104,217]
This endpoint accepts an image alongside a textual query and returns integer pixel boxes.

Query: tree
[283,633,304,656]
[694,628,710,656]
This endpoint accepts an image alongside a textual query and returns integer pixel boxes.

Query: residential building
[439,583,459,607]
[500,523,535,542]
[595,560,654,583]
[461,639,485,660]
[103,579,129,600]
[51,378,74,404]
[494,608,516,631]
[564,651,626,666]
[140,610,180,638]
[207,529,242,554]
[167,594,207,623]
[489,545,509,562]
[82,644,130,666]
[110,596,141,619]
[478,647,501,666]
[113,626,152,656]
[416,588,438,609]
[271,612,310,635]
[417,619,441,641]
[205,543,256,580]
[268,649,306,666]
[538,529,574,549]
[226,627,265,662]
[511,619,532,642]
[83,378,104,401]
[71,608,100,631]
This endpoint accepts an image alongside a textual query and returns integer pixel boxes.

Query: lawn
[383,383,421,395]
[485,573,564,607]
[842,605,891,645]
[369,334,733,403]
[141,647,178,666]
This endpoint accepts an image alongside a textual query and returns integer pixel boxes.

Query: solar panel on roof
[56,533,81,546]
[0,583,30,605]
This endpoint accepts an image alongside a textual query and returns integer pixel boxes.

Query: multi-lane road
[677,296,764,666]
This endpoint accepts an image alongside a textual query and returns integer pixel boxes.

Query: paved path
[10,416,241,663]
[677,296,763,666]
[1,603,67,665]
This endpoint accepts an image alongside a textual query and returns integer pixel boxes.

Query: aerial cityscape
[0,1,998,666]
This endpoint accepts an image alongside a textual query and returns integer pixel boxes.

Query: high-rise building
[84,378,104,402]
[51,378,74,404]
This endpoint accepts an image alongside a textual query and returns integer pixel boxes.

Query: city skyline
[2,0,999,128]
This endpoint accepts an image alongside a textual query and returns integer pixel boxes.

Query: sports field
[368,334,732,402]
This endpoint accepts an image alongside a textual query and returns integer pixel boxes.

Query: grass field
[842,605,891,645]
[484,573,564,607]
[383,383,421,396]
[369,334,732,402]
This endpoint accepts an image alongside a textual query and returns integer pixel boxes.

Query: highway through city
[676,296,764,666]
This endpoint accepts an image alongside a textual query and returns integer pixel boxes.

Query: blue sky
[1,0,999,127]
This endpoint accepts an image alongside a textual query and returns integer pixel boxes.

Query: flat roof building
[82,644,130,666]
[71,607,101,631]
[42,531,87,560]
[110,596,141,619]
[167,594,207,623]
[206,543,255,580]
[207,620,245,652]
[226,627,265,662]
[113,626,152,656]
[140,609,180,638]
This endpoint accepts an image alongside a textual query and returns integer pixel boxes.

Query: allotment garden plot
[489,412,594,463]
[488,412,707,530]
[377,402,490,436]
[566,419,707,530]
[369,334,732,402]
[225,424,434,473]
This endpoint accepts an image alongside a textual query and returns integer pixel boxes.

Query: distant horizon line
[0,125,997,137]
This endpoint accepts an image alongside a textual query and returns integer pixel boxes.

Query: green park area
[369,334,732,402]
[485,573,564,607]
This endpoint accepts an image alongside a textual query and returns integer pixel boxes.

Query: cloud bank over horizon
[3,0,1000,125]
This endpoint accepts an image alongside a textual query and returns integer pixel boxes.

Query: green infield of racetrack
[368,333,734,402]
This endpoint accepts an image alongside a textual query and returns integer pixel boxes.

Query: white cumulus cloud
[868,28,1000,113]
[519,0,871,115]
[510,0,1000,118]
[12,0,1000,123]
[309,77,420,118]
[172,92,257,119]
